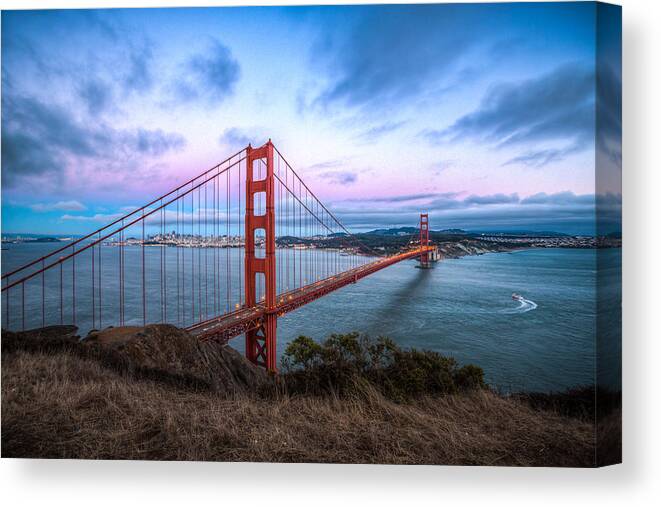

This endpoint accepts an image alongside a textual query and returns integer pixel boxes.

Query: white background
[1,0,659,505]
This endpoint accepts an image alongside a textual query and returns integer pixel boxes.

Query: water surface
[2,244,620,392]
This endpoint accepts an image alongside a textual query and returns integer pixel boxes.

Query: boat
[512,293,524,301]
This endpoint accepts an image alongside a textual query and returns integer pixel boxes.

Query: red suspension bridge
[1,141,436,372]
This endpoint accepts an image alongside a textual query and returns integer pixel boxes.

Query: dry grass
[2,347,596,465]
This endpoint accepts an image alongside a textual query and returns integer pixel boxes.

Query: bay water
[2,244,621,392]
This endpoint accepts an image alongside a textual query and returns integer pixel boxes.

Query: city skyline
[2,4,621,235]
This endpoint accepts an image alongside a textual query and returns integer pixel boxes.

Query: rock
[3,324,273,396]
[83,324,273,395]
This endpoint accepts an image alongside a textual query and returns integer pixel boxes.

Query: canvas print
[1,2,621,466]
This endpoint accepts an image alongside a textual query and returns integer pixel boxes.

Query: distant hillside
[468,230,571,238]
[366,227,418,236]
[1,235,65,243]
[1,233,80,241]
[362,227,578,238]
[2,233,59,239]
[366,227,469,236]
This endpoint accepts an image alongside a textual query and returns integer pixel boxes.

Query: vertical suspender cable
[21,282,25,331]
[59,261,63,325]
[142,209,146,325]
[42,260,45,327]
[163,201,167,323]
[191,188,195,324]
[204,182,208,320]
[197,188,202,322]
[72,244,76,326]
[91,243,95,329]
[98,231,102,328]
[227,168,230,311]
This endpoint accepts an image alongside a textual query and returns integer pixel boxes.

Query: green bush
[453,364,486,390]
[282,333,485,401]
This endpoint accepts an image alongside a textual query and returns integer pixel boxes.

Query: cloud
[339,190,596,214]
[30,200,87,212]
[1,93,99,187]
[595,192,621,207]
[463,193,519,205]
[176,40,240,104]
[4,11,155,105]
[79,78,114,115]
[430,160,456,175]
[78,10,120,41]
[424,63,596,166]
[318,171,358,186]
[61,208,230,228]
[1,94,186,190]
[342,192,450,204]
[357,121,406,142]
[218,128,268,151]
[61,212,122,222]
[313,5,482,111]
[502,147,578,168]
[124,41,154,94]
[5,95,101,157]
[596,63,622,167]
[305,159,346,171]
[428,194,471,210]
[329,191,620,235]
[520,191,594,205]
[132,129,186,157]
[1,130,63,187]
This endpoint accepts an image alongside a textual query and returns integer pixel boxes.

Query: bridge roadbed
[188,247,434,344]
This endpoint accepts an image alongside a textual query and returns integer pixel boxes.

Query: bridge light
[235,303,240,309]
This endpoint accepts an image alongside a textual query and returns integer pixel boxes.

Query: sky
[1,3,621,235]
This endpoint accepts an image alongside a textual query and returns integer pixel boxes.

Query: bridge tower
[419,213,431,269]
[244,140,278,372]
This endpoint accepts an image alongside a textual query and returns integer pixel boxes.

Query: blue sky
[1,3,621,235]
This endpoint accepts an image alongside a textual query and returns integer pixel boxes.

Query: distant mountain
[2,233,57,239]
[434,228,468,235]
[362,227,581,238]
[365,227,470,236]
[1,233,81,239]
[1,235,64,244]
[365,227,418,236]
[469,230,571,237]
[31,237,62,243]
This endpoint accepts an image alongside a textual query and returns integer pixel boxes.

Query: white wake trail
[519,298,538,312]
[501,297,538,314]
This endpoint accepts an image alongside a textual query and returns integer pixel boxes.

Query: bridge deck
[188,246,434,343]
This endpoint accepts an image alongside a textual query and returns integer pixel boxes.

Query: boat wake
[502,297,538,314]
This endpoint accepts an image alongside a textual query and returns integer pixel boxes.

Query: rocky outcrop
[83,325,273,395]
[436,240,523,259]
[2,324,273,395]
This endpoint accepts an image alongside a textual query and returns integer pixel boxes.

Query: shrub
[282,333,485,401]
[453,364,486,390]
[280,335,323,371]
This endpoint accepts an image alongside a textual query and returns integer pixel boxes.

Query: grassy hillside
[1,325,614,466]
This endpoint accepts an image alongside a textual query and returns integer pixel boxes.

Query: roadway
[187,246,435,343]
